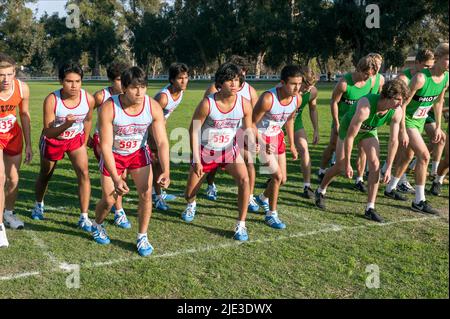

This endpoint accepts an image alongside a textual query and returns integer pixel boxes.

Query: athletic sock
[80,212,88,219]
[188,201,197,208]
[35,201,44,208]
[259,193,269,202]
[137,233,147,240]
[437,175,445,184]
[431,161,439,176]
[356,176,364,183]
[318,168,327,175]
[386,177,400,192]
[366,202,375,210]
[317,187,327,195]
[266,210,277,217]
[415,185,425,204]
[236,221,246,228]
[304,183,311,189]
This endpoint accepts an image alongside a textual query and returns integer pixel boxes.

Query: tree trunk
[92,44,100,76]
[255,51,266,79]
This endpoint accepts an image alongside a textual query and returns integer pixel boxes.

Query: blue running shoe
[182,205,196,222]
[31,204,44,221]
[155,197,169,211]
[137,235,154,257]
[265,212,286,229]
[233,225,249,241]
[248,196,260,213]
[255,195,270,213]
[205,184,217,201]
[161,190,177,201]
[114,210,131,229]
[78,216,93,232]
[92,224,110,245]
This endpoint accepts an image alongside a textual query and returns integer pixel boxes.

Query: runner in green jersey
[384,49,434,194]
[385,43,449,215]
[430,106,449,196]
[293,66,319,199]
[315,79,408,222]
[318,56,377,190]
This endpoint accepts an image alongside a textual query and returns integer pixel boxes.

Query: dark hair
[356,56,377,73]
[380,78,410,101]
[280,64,302,82]
[121,66,147,89]
[0,52,15,68]
[415,49,434,63]
[169,63,189,84]
[107,62,129,81]
[58,62,84,81]
[214,63,241,89]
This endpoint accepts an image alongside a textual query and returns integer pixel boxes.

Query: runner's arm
[308,87,319,144]
[42,94,75,138]
[204,83,218,99]
[18,82,32,163]
[150,97,170,182]
[433,82,448,131]
[82,93,95,146]
[330,80,346,131]
[189,98,210,165]
[385,107,403,176]
[98,99,121,182]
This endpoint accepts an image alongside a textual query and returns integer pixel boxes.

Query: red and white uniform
[0,79,24,156]
[156,85,184,120]
[40,89,89,161]
[237,82,252,101]
[196,93,244,173]
[93,87,114,161]
[99,94,153,176]
[256,87,299,155]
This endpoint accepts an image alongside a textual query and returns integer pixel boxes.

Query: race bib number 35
[114,135,141,154]
[0,115,16,133]
[413,106,432,119]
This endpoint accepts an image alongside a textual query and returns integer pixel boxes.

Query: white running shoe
[4,211,24,230]
[0,224,9,248]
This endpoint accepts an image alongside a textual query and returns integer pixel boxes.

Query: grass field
[0,80,448,299]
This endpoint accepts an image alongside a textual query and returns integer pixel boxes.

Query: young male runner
[202,60,260,213]
[0,53,32,247]
[315,79,408,222]
[91,62,131,229]
[253,65,303,230]
[317,56,377,193]
[151,62,189,211]
[92,66,170,256]
[293,66,319,198]
[181,63,254,241]
[31,63,94,231]
[384,43,449,214]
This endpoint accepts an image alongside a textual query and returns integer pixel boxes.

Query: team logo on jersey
[341,98,357,105]
[212,119,241,129]
[0,105,15,112]
[412,95,438,103]
[360,123,376,132]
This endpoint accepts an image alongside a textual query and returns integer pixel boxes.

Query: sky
[26,0,69,18]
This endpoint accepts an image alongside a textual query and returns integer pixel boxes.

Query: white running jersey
[256,87,299,137]
[111,94,153,156]
[237,82,252,101]
[53,89,90,140]
[156,85,184,119]
[201,94,244,150]
[94,87,115,135]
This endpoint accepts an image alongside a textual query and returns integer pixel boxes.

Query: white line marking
[1,215,443,281]
[0,271,40,281]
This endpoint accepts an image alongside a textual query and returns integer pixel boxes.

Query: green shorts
[339,123,378,145]
[405,115,426,133]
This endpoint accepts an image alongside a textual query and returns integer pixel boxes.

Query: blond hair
[356,55,378,73]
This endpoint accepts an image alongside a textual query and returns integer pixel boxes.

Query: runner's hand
[157,172,171,189]
[113,178,129,196]
[65,114,76,126]
[290,145,298,160]
[382,168,391,184]
[24,145,33,164]
[193,163,203,178]
[432,128,445,144]
[400,131,409,148]
[345,162,353,179]
[87,135,94,148]
[313,130,319,145]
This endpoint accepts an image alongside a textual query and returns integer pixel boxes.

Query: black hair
[169,63,189,84]
[107,62,129,81]
[280,64,302,82]
[58,62,84,81]
[214,63,241,89]
[121,66,147,89]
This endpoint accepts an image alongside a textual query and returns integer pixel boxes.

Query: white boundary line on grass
[0,215,444,282]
